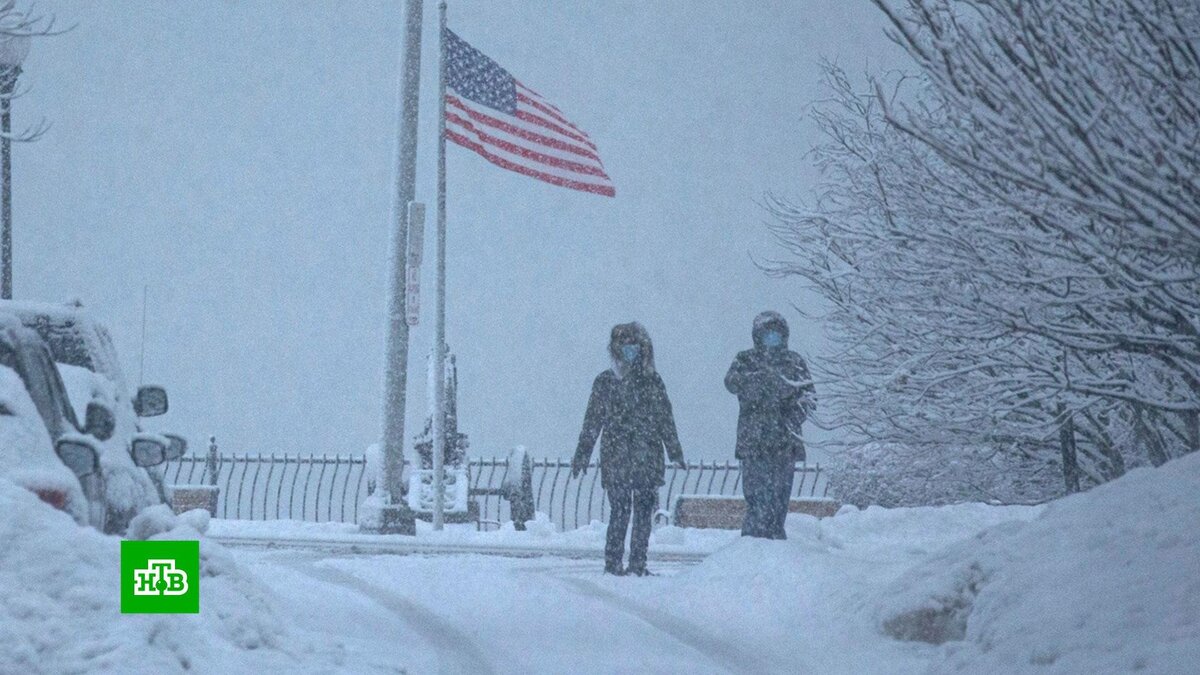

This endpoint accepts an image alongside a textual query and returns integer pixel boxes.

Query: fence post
[206,436,219,486]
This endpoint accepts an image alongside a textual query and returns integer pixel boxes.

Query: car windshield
[21,316,95,371]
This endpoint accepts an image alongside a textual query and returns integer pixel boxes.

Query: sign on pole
[406,201,425,326]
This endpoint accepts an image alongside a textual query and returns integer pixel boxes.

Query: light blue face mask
[620,344,641,363]
[762,330,784,348]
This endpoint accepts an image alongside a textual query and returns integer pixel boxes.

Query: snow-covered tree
[772,0,1200,503]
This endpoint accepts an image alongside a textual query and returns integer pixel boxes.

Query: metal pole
[0,65,18,300]
[431,0,448,530]
[378,0,424,528]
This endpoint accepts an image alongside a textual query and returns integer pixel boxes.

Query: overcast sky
[17,1,904,462]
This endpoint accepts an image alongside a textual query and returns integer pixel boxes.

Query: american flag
[444,28,615,197]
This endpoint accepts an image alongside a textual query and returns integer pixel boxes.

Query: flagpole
[370,0,423,534]
[431,0,448,531]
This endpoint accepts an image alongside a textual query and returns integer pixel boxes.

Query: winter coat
[573,368,685,492]
[725,312,816,461]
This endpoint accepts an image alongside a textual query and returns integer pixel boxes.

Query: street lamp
[0,32,29,300]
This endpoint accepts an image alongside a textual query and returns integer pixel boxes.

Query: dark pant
[606,487,657,570]
[741,454,794,539]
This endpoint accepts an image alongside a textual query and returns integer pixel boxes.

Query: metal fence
[163,452,829,531]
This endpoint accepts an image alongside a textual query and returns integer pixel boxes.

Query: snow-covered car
[0,355,92,526]
[0,301,185,533]
[0,316,172,530]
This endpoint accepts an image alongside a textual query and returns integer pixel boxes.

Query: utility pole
[0,33,30,300]
[370,0,424,534]
[431,0,448,530]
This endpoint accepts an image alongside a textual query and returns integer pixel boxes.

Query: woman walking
[572,322,686,576]
[725,311,816,539]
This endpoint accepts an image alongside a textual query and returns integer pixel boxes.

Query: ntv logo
[121,540,200,614]
[133,559,189,596]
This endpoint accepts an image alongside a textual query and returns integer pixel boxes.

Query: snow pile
[878,453,1200,673]
[0,482,354,674]
[629,501,1041,673]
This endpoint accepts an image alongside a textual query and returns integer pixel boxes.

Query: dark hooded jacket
[573,323,685,491]
[724,312,816,461]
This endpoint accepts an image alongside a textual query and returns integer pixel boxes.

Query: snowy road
[238,549,785,674]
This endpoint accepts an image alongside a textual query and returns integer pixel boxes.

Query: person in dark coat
[572,322,686,576]
[725,311,816,539]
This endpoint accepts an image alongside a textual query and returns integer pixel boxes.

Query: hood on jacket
[609,322,656,377]
[752,311,789,349]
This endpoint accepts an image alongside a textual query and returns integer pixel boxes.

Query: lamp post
[0,32,29,300]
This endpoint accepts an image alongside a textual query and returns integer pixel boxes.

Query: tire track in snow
[537,567,788,674]
[284,557,496,675]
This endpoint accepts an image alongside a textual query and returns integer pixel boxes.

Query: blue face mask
[762,331,783,348]
[620,344,641,363]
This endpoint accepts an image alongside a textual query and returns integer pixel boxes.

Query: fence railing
[163,452,829,531]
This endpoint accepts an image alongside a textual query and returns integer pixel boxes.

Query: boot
[604,562,627,576]
[626,563,654,577]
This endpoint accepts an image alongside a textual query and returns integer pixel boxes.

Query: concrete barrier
[673,495,841,529]
[170,485,219,517]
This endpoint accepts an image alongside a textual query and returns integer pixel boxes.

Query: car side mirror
[85,402,116,441]
[134,385,168,417]
[163,433,187,461]
[130,434,168,468]
[56,437,100,478]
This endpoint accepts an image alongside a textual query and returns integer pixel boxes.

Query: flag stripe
[445,110,609,178]
[516,90,587,137]
[514,109,597,151]
[446,95,602,163]
[515,81,572,122]
[446,114,608,186]
[446,129,616,196]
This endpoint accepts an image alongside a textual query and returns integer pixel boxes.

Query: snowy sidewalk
[239,550,781,674]
[229,502,1042,674]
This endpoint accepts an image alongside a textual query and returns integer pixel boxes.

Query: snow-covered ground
[0,483,397,674]
[4,452,1197,673]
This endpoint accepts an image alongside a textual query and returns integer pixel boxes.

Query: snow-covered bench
[672,494,840,529]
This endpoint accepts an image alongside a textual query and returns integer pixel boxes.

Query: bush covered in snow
[830,443,1062,508]
[877,453,1200,673]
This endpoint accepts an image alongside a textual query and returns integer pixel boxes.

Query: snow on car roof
[0,300,92,323]
[0,301,126,388]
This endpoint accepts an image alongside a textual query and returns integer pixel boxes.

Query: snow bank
[0,482,357,674]
[623,501,1041,673]
[878,453,1200,674]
